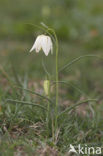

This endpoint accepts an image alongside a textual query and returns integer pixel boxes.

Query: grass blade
[52,80,89,98]
[15,86,53,104]
[6,99,47,110]
[11,62,22,87]
[59,55,101,72]
[58,99,97,118]
[0,65,14,87]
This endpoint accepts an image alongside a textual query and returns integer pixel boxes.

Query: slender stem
[49,30,59,131]
[55,35,59,130]
[47,80,50,136]
[47,28,59,138]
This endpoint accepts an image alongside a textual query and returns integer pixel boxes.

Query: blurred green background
[0,0,103,98]
[1,0,103,41]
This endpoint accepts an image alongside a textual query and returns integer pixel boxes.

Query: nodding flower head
[30,35,53,56]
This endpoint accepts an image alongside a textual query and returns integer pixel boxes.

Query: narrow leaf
[59,55,101,72]
[15,86,53,104]
[6,99,47,110]
[58,99,97,118]
[52,81,89,98]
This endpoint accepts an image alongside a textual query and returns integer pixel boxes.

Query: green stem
[47,28,59,139]
[55,35,59,130]
[47,80,50,136]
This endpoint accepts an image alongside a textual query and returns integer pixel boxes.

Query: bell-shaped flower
[30,35,53,56]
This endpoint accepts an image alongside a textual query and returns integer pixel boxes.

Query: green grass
[0,0,103,155]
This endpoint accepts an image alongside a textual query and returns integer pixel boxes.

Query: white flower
[30,35,53,56]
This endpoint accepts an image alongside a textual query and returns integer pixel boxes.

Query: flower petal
[30,41,36,52]
[41,35,52,56]
[30,35,42,53]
